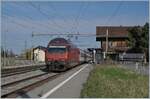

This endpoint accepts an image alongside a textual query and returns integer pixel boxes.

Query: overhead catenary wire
[28,2,123,38]
[7,2,93,37]
[3,2,124,34]
[3,14,35,30]
[28,2,69,33]
[48,3,71,30]
[3,2,69,52]
[2,14,53,34]
[2,1,126,54]
[100,1,123,58]
[5,3,63,33]
[31,32,110,38]
[3,14,48,51]
[3,11,66,34]
[72,2,90,34]
[105,1,123,25]
[70,2,84,33]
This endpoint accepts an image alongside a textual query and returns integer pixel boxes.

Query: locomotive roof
[48,38,77,48]
[50,38,69,43]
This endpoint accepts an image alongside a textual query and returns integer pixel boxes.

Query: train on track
[45,38,92,71]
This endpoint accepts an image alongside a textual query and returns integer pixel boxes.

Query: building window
[109,41,113,48]
[117,41,122,47]
[112,41,117,47]
[115,41,127,47]
[122,41,127,47]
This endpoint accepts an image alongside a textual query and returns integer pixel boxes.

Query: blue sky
[1,1,149,54]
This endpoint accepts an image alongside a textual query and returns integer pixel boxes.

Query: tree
[1,47,4,57]
[127,22,149,62]
[141,23,149,62]
[1,47,9,57]
[1,47,16,58]
[141,23,149,48]
[9,49,15,57]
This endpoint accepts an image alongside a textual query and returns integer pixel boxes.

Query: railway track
[1,72,60,98]
[1,65,45,77]
[1,63,86,98]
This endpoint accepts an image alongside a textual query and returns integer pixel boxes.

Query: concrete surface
[17,63,93,98]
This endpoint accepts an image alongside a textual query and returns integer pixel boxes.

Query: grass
[81,64,149,98]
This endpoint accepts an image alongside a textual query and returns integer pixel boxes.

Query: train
[45,38,92,71]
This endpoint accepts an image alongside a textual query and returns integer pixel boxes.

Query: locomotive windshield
[48,48,66,53]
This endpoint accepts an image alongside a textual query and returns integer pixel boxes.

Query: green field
[81,65,149,98]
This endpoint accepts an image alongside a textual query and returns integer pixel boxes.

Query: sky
[1,1,149,54]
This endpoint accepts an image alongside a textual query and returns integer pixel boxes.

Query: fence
[96,59,148,75]
[1,57,45,68]
[119,53,144,62]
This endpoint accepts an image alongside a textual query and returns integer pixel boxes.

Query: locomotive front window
[48,48,66,53]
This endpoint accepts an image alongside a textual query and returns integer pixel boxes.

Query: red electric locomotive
[45,38,80,71]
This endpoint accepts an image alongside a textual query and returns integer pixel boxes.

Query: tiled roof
[34,46,47,50]
[96,26,132,38]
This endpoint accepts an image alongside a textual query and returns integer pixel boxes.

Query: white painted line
[41,64,89,98]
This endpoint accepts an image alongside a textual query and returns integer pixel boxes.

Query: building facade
[33,46,46,62]
[96,26,132,60]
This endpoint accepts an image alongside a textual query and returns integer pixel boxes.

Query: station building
[33,46,46,62]
[96,26,132,61]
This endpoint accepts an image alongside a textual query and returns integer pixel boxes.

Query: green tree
[25,49,33,60]
[141,23,149,48]
[141,23,149,62]
[127,22,149,62]
[1,47,4,57]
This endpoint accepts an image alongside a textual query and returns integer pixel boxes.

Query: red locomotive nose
[45,38,81,71]
[46,53,67,61]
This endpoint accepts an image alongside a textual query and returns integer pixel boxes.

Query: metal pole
[4,30,8,66]
[3,42,6,66]
[25,40,27,59]
[31,32,34,63]
[105,29,108,60]
[93,49,96,64]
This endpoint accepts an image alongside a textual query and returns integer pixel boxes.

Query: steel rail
[1,73,59,98]
[1,65,45,77]
[1,63,87,98]
[1,73,48,88]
